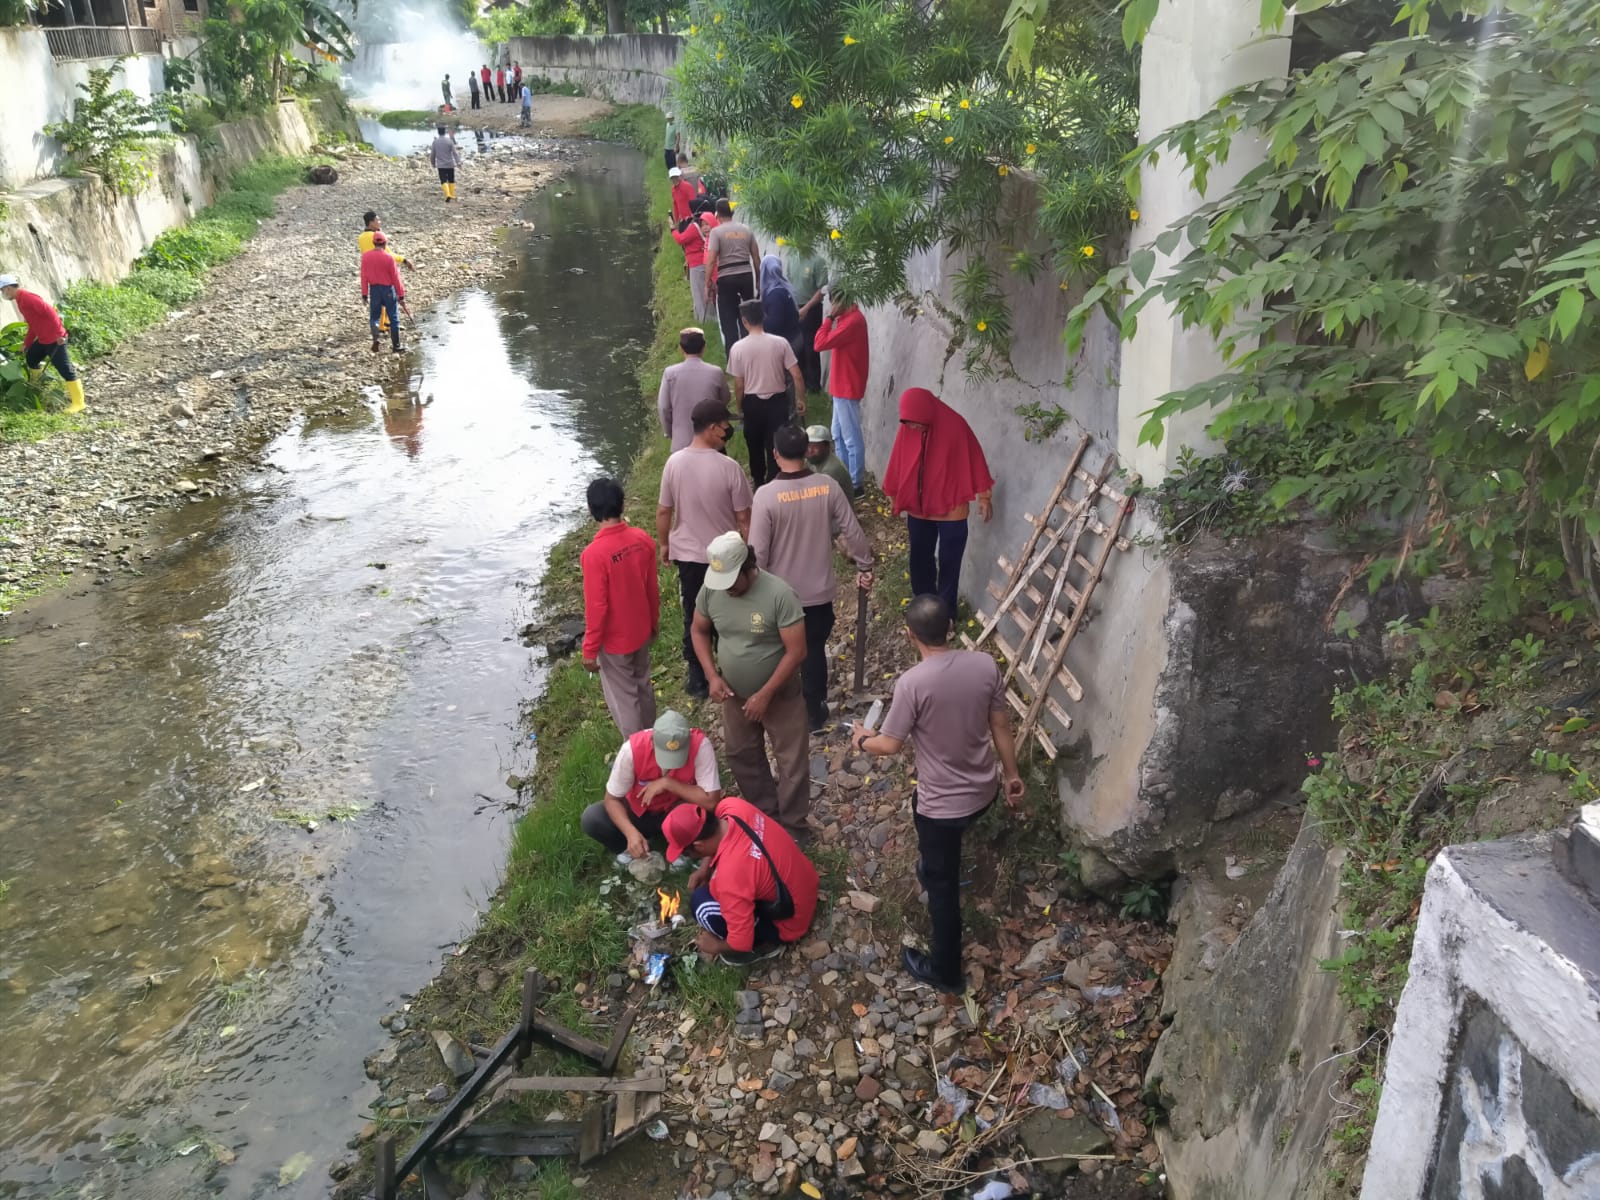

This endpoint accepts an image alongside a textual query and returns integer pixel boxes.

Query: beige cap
[703,532,749,591]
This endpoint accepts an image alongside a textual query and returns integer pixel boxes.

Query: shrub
[139,218,247,273]
[43,60,177,196]
[57,282,168,360]
[126,266,205,306]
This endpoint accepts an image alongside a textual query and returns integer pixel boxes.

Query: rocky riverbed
[0,98,607,621]
[338,499,1173,1200]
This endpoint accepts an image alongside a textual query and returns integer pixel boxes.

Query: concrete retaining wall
[0,101,318,309]
[0,27,202,191]
[503,34,681,104]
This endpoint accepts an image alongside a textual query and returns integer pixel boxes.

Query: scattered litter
[971,1181,1014,1200]
[645,1119,669,1141]
[1080,984,1124,1002]
[238,778,265,793]
[1057,1049,1082,1084]
[1026,1082,1069,1110]
[644,953,669,987]
[175,1142,203,1157]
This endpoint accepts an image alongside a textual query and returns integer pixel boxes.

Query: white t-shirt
[605,737,721,799]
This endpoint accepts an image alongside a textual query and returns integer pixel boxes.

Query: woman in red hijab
[880,387,994,616]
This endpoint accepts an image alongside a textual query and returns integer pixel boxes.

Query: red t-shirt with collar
[580,521,660,658]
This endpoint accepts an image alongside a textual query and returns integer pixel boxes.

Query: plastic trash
[645,953,670,986]
[615,852,634,867]
[972,1181,1014,1200]
[935,1074,972,1123]
[863,699,884,729]
[1057,1049,1082,1084]
[645,1119,669,1141]
[1027,1083,1069,1110]
[1081,984,1124,1002]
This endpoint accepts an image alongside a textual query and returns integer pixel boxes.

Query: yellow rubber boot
[64,379,86,413]
[448,182,457,200]
[379,308,391,333]
[27,366,43,382]
[442,182,450,200]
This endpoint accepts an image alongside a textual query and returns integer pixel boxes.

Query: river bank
[0,95,608,621]
[339,110,1172,1200]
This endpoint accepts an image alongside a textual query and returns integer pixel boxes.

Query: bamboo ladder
[961,435,1136,758]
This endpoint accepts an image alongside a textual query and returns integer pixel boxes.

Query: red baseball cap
[664,804,715,863]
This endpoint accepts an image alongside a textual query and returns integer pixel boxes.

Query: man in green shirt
[691,531,812,839]
[790,251,829,392]
[663,112,680,172]
[805,425,853,495]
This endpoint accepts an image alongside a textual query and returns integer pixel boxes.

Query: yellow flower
[713,11,721,20]
[843,34,857,45]
[998,165,1009,177]
[1025,142,1036,155]
[716,49,724,60]
[688,23,697,34]
[776,236,786,246]
[729,200,738,209]
[959,98,970,110]
[976,319,988,332]
[943,135,954,145]
[830,228,842,240]
[1129,208,1140,221]
[1081,245,1095,258]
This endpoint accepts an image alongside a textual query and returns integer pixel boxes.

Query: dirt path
[0,128,593,619]
[346,497,1173,1200]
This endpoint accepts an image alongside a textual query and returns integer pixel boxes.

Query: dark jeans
[24,340,77,381]
[801,603,835,726]
[907,515,969,618]
[742,392,787,489]
[580,802,668,855]
[716,270,756,350]
[797,304,823,393]
[675,559,710,695]
[690,884,783,962]
[664,148,678,171]
[437,167,455,184]
[914,790,994,983]
[367,285,400,349]
[470,90,480,109]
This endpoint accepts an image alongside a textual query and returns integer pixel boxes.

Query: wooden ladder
[962,435,1136,758]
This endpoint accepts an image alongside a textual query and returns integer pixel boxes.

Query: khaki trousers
[721,672,810,836]
[598,645,656,736]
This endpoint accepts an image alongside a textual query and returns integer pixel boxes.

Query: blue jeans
[368,285,399,348]
[907,515,969,617]
[830,397,864,487]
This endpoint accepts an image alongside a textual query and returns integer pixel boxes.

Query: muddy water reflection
[0,143,652,1197]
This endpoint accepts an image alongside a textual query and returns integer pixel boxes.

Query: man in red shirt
[1,275,85,413]
[581,710,720,858]
[669,167,695,224]
[665,795,819,965]
[359,233,409,353]
[813,297,870,496]
[580,476,661,736]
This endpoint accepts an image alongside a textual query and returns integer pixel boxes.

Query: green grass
[672,957,742,1023]
[125,266,206,306]
[0,409,80,444]
[377,109,437,130]
[57,281,168,359]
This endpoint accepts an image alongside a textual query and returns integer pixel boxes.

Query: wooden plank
[599,1005,638,1075]
[375,1136,397,1200]
[579,1100,610,1165]
[1004,688,1061,756]
[530,1016,611,1065]
[502,1074,666,1095]
[1074,465,1128,505]
[994,558,1083,607]
[988,630,1083,704]
[1003,682,1072,733]
[445,1124,583,1157]
[516,969,542,1067]
[396,1025,524,1175]
[614,1089,640,1137]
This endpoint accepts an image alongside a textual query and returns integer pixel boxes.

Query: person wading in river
[0,275,85,413]
[360,232,410,354]
[658,328,729,452]
[581,711,721,859]
[430,126,459,202]
[657,400,752,700]
[852,594,1025,993]
[580,476,661,737]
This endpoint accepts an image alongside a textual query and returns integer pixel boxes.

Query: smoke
[340,0,491,112]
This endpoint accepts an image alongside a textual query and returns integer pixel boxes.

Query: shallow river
[0,142,652,1198]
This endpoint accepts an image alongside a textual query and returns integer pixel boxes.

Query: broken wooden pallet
[962,436,1136,758]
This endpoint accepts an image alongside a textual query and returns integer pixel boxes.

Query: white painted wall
[1114,0,1292,483]
[0,28,203,192]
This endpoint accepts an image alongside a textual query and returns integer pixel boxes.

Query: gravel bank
[0,109,604,621]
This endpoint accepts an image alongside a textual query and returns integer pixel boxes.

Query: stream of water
[0,142,653,1199]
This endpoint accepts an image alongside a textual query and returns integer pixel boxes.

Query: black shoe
[719,942,785,967]
[809,704,829,734]
[902,946,965,995]
[686,682,711,702]
[392,344,406,354]
[852,483,866,500]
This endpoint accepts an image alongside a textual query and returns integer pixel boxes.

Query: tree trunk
[604,0,625,33]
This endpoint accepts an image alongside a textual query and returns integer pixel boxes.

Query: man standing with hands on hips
[852,594,1025,993]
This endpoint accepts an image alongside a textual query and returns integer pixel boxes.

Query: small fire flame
[658,889,681,922]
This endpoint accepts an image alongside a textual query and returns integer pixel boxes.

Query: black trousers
[25,340,77,381]
[675,559,710,695]
[742,392,787,489]
[797,303,823,393]
[913,790,994,984]
[715,270,756,351]
[801,603,835,726]
[664,148,678,171]
[580,802,668,855]
[469,90,480,109]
